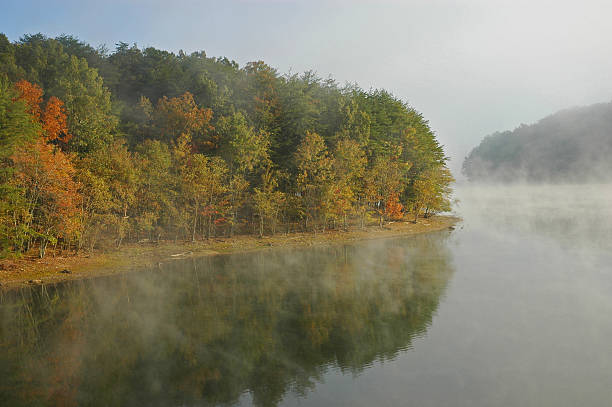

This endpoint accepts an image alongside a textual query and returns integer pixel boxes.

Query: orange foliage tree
[13,80,71,144]
[384,192,404,221]
[41,96,71,143]
[10,80,81,257]
[154,92,214,150]
[13,79,43,118]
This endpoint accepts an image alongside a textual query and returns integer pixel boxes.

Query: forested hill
[0,33,453,258]
[462,101,612,182]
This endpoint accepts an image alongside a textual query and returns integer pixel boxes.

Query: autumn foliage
[384,192,404,221]
[0,35,454,258]
[14,79,43,118]
[4,80,80,257]
[41,97,71,143]
[154,92,214,150]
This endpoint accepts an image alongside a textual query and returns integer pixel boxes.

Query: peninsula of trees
[463,101,612,182]
[0,34,453,259]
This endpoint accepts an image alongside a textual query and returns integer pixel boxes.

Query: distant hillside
[462,102,612,182]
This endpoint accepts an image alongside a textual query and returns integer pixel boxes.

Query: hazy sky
[3,0,612,176]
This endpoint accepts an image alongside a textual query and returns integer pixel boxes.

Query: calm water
[2,185,612,406]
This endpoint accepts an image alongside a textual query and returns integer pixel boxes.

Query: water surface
[2,184,612,406]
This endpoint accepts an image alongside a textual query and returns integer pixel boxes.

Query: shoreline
[0,215,460,289]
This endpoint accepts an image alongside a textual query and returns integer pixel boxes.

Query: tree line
[462,101,612,182]
[0,33,453,258]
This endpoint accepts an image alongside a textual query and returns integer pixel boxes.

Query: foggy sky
[3,0,612,177]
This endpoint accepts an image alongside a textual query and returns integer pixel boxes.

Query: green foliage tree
[9,35,117,154]
[133,139,176,241]
[1,80,82,257]
[295,132,333,231]
[365,155,405,227]
[0,33,454,257]
[411,165,454,222]
[253,167,286,237]
[0,77,41,255]
[175,135,229,240]
[329,138,366,228]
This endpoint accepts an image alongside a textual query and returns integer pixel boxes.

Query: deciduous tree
[295,131,332,231]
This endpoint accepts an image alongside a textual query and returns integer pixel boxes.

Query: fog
[462,101,612,183]
[3,184,612,405]
[0,234,455,406]
[4,0,612,176]
[454,183,612,264]
[3,1,612,405]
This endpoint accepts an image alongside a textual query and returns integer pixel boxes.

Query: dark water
[2,185,612,406]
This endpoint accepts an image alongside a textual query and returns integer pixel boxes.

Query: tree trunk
[230,209,237,237]
[39,239,47,259]
[192,202,199,242]
[207,214,213,239]
[259,215,264,238]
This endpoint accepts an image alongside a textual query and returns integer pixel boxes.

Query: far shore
[0,215,460,289]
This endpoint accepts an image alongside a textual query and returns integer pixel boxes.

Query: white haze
[3,0,612,177]
[453,183,612,266]
[277,183,612,406]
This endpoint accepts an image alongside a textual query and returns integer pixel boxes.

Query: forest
[0,33,453,258]
[463,101,612,182]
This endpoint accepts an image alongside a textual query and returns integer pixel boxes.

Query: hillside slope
[463,102,612,182]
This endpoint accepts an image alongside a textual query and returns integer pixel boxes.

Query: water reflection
[0,232,454,406]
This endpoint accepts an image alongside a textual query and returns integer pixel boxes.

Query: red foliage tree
[10,80,81,257]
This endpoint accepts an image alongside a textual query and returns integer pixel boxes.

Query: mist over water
[280,184,612,407]
[457,183,612,251]
[0,234,454,406]
[2,184,612,406]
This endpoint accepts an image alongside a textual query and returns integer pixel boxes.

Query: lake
[2,184,612,406]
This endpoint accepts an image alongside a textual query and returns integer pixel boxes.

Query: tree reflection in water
[0,231,454,406]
